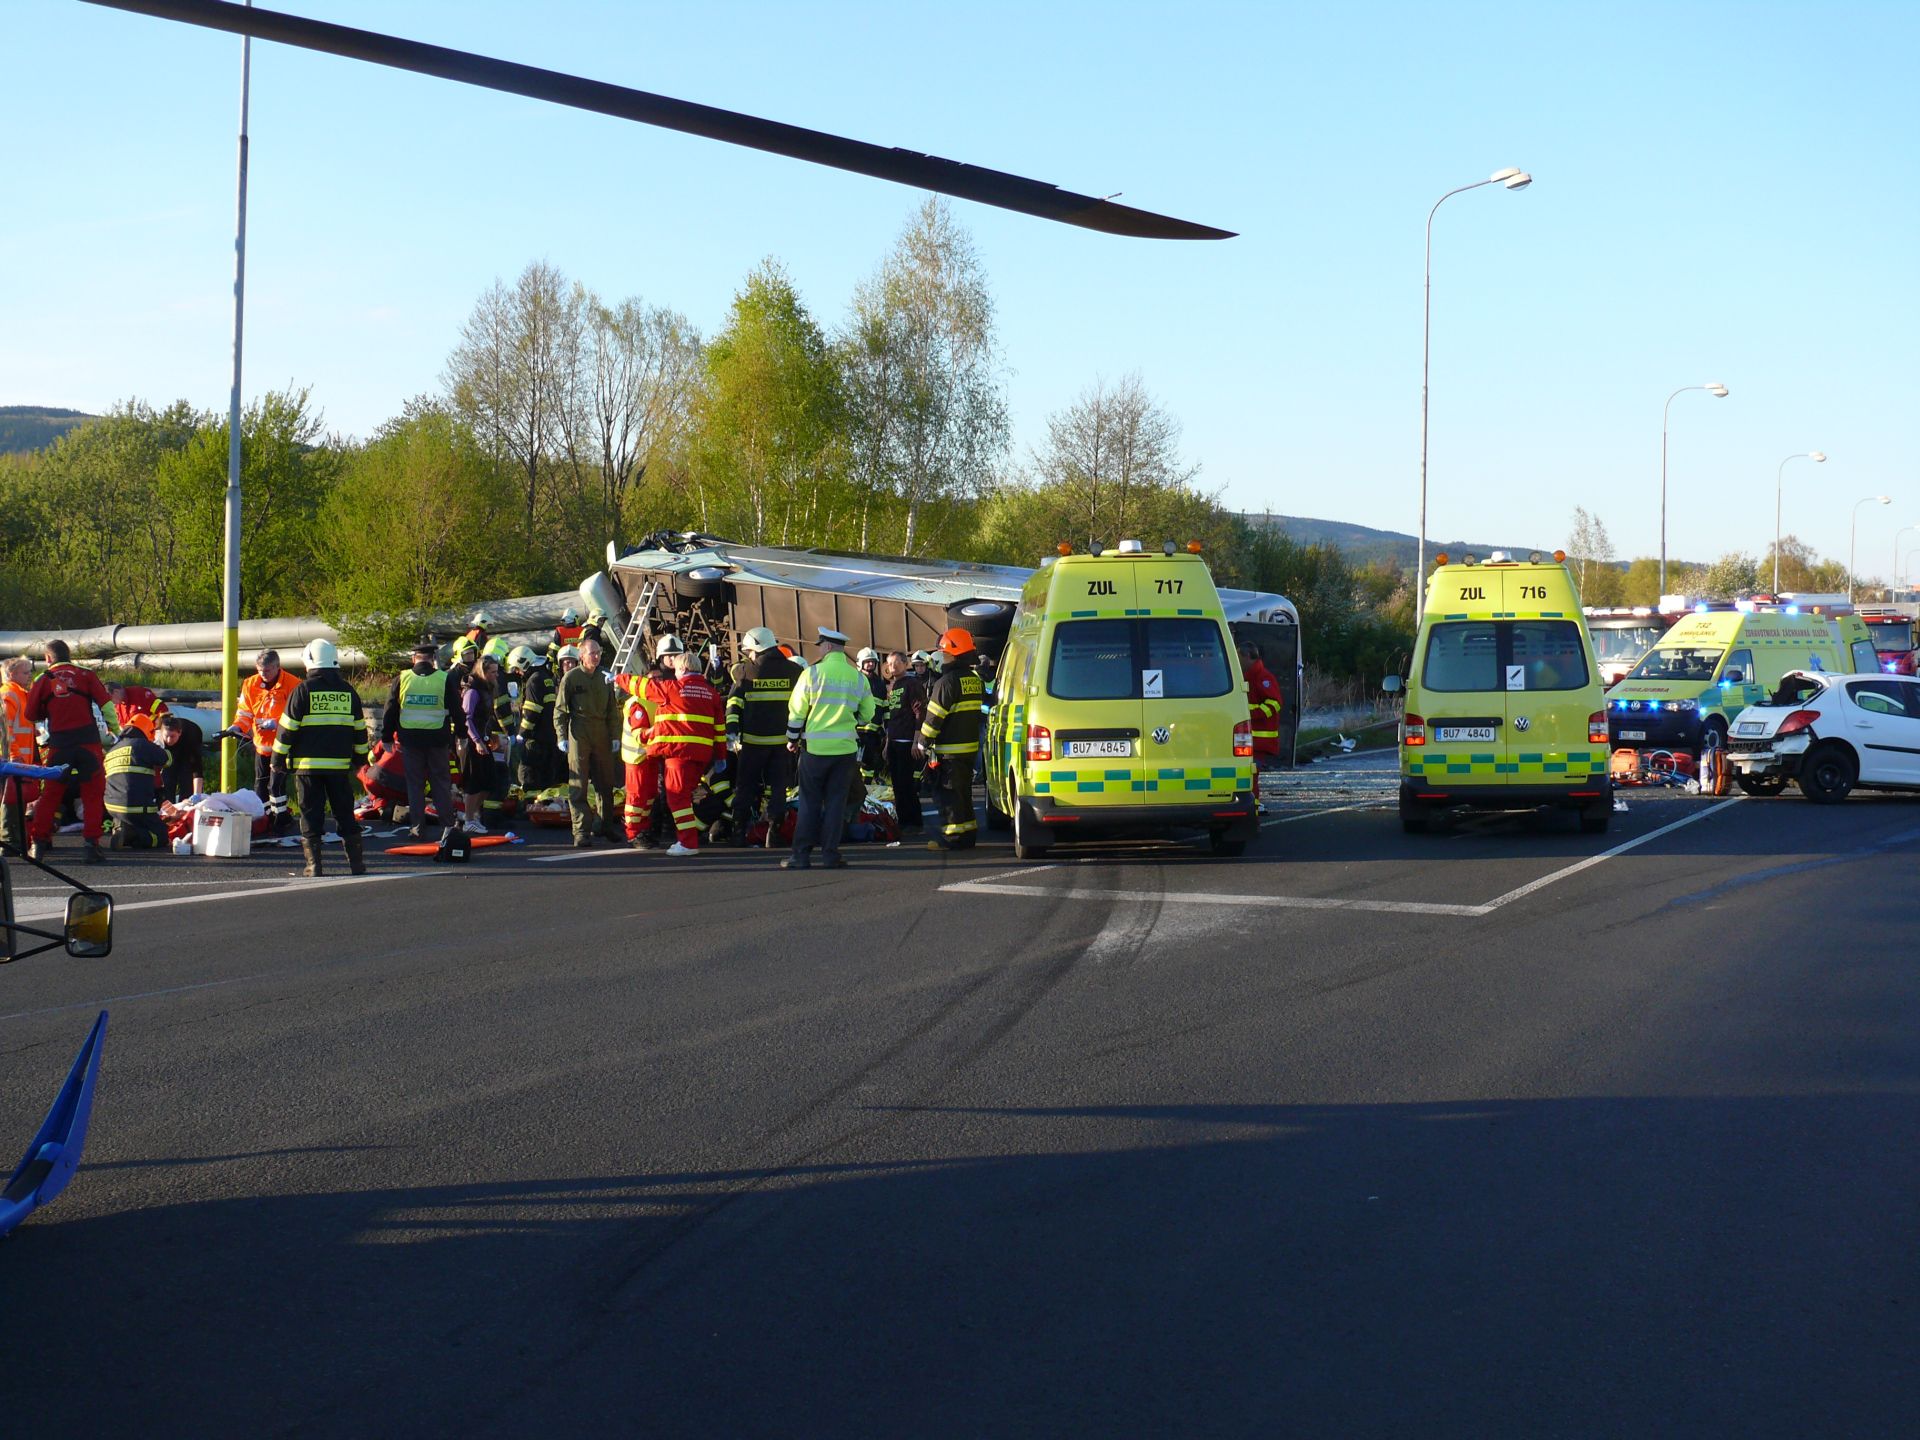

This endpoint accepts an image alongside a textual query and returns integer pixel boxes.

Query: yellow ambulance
[1604,599,1878,756]
[1398,551,1612,834]
[983,541,1258,860]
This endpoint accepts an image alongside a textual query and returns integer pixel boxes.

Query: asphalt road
[3,756,1915,1437]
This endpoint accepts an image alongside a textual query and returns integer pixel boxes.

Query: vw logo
[1151,726,1171,745]
[1514,715,1531,732]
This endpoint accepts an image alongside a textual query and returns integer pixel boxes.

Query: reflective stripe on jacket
[397,668,453,731]
[276,674,370,772]
[237,671,301,753]
[785,651,876,756]
[726,651,803,743]
[620,691,654,765]
[2,680,36,763]
[921,657,986,756]
[648,673,723,760]
[104,734,168,815]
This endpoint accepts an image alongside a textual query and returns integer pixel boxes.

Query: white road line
[8,867,438,922]
[1260,802,1388,827]
[9,879,295,892]
[1472,796,1744,913]
[533,845,642,864]
[939,797,1746,919]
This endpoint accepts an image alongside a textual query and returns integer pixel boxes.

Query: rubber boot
[343,831,367,876]
[298,837,323,878]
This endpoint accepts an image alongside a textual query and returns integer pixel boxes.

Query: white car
[1725,670,1920,802]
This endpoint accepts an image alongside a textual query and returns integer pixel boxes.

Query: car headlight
[1663,699,1697,712]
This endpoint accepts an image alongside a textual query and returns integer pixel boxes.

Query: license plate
[1735,722,1764,735]
[1064,739,1132,758]
[1619,730,1647,741]
[1434,726,1495,743]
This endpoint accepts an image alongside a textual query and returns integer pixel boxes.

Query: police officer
[917,629,986,851]
[726,627,802,847]
[274,639,370,877]
[103,715,170,851]
[781,627,874,871]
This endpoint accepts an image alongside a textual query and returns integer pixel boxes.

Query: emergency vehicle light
[1433,553,1450,566]
[1529,551,1543,563]
[1553,549,1567,562]
[1163,540,1176,555]
[1187,541,1203,554]
[1118,539,1144,554]
[1057,542,1073,556]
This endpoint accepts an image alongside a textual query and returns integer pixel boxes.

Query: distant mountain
[0,406,96,454]
[1239,512,1549,571]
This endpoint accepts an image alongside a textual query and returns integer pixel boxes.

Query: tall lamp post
[1660,382,1730,595]
[1773,451,1828,593]
[219,3,254,793]
[1849,495,1892,600]
[1417,165,1531,621]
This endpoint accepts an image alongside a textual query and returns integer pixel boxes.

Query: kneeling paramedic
[104,714,170,850]
[917,628,985,851]
[274,639,370,877]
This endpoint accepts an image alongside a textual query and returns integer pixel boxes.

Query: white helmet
[506,645,534,671]
[655,635,686,658]
[911,650,931,666]
[470,609,493,629]
[303,638,339,670]
[560,606,579,625]
[856,647,880,665]
[557,644,580,662]
[742,627,778,654]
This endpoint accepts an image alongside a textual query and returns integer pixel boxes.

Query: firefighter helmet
[303,638,340,670]
[856,647,881,665]
[938,628,976,658]
[742,627,778,654]
[655,635,687,658]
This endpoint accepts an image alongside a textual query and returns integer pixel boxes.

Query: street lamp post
[1849,495,1892,601]
[1417,165,1531,622]
[1660,383,1730,596]
[1773,451,1828,593]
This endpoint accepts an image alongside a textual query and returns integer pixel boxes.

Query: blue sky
[6,1,1917,576]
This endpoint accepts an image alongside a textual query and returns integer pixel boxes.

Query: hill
[1239,512,1548,571]
[0,406,96,454]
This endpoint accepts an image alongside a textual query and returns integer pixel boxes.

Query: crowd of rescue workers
[0,607,1291,877]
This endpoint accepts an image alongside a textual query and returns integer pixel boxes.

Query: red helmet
[939,628,976,658]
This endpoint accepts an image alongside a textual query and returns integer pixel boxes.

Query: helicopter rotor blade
[79,0,1235,240]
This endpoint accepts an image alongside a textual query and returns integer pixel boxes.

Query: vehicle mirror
[1723,668,1744,684]
[65,893,112,958]
[1381,675,1404,695]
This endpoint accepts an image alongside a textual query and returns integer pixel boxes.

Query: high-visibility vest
[620,690,655,765]
[237,671,300,754]
[397,668,453,731]
[785,652,875,756]
[2,680,36,764]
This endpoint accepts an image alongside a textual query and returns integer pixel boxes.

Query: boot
[343,831,367,876]
[298,837,323,877]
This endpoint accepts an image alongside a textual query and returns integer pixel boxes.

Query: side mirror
[1723,669,1744,685]
[1381,675,1404,695]
[65,893,112,958]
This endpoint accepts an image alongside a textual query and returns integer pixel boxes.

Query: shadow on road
[4,1094,1911,1437]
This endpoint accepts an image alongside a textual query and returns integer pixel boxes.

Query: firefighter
[24,640,114,863]
[726,627,803,848]
[274,638,370,878]
[553,636,622,848]
[510,645,558,794]
[103,714,170,851]
[916,628,986,851]
[781,627,875,871]
[882,651,926,834]
[1240,641,1284,767]
[546,607,586,672]
[220,648,301,835]
[636,637,724,855]
[855,646,887,778]
[2,654,38,855]
[381,639,460,841]
[105,679,170,733]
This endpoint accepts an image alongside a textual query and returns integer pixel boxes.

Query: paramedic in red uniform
[1241,642,1284,767]
[25,639,114,863]
[635,636,724,856]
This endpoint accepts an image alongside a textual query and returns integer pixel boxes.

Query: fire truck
[1855,608,1917,675]
[1582,603,1686,687]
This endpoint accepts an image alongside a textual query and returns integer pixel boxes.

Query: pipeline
[0,591,587,663]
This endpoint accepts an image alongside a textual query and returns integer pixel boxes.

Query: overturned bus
[579,533,1306,763]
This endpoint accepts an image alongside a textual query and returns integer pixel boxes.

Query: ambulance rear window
[1422,620,1590,692]
[1048,618,1232,700]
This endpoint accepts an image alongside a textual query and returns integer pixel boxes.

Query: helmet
[506,645,533,671]
[124,713,156,740]
[452,637,478,662]
[588,610,607,626]
[856,647,880,665]
[938,628,976,658]
[303,638,340,670]
[655,635,686,658]
[910,650,931,666]
[742,626,778,654]
[557,645,581,662]
[560,606,579,625]
[470,609,493,630]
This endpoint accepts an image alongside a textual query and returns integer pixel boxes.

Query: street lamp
[1660,383,1730,595]
[1849,495,1892,600]
[1773,451,1828,592]
[1416,165,1532,621]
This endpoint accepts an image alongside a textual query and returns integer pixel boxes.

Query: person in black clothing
[882,651,926,833]
[104,719,171,850]
[275,639,370,877]
[157,713,205,802]
[916,630,986,851]
[382,639,460,841]
[725,626,803,846]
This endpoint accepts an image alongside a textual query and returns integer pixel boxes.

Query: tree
[688,262,846,545]
[844,197,1008,553]
[1565,506,1621,602]
[581,296,701,548]
[1761,534,1846,593]
[1618,557,1666,606]
[1699,551,1759,600]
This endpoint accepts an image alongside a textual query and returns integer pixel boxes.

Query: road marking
[940,797,1745,919]
[7,867,437,923]
[1260,802,1388,827]
[9,879,295,893]
[533,845,642,864]
[0,973,274,1026]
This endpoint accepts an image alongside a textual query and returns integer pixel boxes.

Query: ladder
[610,578,662,675]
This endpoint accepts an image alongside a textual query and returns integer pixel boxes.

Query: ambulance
[982,541,1259,860]
[1604,597,1878,754]
[1397,551,1612,834]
